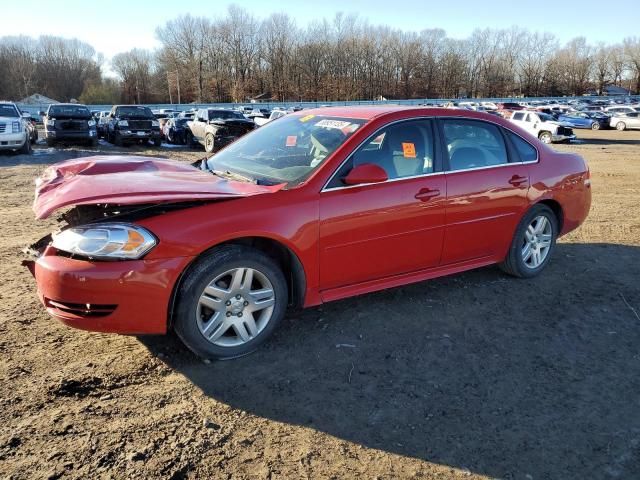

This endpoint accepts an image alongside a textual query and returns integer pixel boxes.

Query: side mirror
[38,111,45,116]
[343,163,388,186]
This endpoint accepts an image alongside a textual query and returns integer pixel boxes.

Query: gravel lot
[1,130,639,479]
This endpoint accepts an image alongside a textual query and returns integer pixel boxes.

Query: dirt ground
[0,130,639,480]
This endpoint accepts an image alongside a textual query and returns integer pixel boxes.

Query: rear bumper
[26,246,194,334]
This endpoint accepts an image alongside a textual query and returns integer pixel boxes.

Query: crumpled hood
[33,155,284,219]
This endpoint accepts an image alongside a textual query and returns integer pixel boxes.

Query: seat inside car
[387,126,426,178]
[449,146,487,170]
[352,125,426,179]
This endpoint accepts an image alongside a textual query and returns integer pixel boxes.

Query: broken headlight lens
[52,223,157,260]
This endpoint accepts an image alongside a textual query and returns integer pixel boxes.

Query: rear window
[506,131,538,162]
[48,105,91,117]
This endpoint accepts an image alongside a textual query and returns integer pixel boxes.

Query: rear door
[438,118,532,264]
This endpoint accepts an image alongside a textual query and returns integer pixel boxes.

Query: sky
[2,0,639,63]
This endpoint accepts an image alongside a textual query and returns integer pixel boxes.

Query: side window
[443,119,509,171]
[506,131,538,162]
[512,112,524,121]
[327,120,435,188]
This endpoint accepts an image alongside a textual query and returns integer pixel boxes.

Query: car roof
[293,106,520,125]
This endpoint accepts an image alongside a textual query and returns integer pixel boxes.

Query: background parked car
[95,111,110,138]
[558,111,610,130]
[0,102,31,154]
[610,112,640,131]
[106,105,161,147]
[163,116,193,144]
[42,103,97,147]
[508,111,575,143]
[254,109,287,126]
[187,108,255,153]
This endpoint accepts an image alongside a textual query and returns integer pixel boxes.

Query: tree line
[2,6,640,105]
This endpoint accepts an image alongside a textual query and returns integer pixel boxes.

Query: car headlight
[12,121,22,133]
[88,119,96,127]
[46,119,55,127]
[151,120,159,127]
[52,223,157,260]
[118,120,129,127]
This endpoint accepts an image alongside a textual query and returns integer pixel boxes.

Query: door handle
[508,175,528,187]
[415,188,440,201]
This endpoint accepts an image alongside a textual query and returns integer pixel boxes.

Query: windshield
[0,104,20,117]
[117,106,154,118]
[206,114,365,185]
[208,110,245,120]
[48,105,91,118]
[538,113,555,122]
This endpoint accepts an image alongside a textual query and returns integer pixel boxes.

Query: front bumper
[0,132,26,150]
[25,245,193,334]
[46,129,97,140]
[552,134,576,143]
[118,129,161,140]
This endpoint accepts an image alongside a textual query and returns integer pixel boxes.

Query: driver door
[319,119,446,291]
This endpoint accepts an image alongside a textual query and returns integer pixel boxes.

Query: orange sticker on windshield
[402,142,416,158]
[286,135,297,147]
[299,114,315,122]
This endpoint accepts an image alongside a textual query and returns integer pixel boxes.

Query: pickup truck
[106,105,161,147]
[187,108,255,153]
[508,111,575,144]
[42,103,98,146]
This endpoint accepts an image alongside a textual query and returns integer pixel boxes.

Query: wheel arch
[167,235,307,329]
[535,198,564,232]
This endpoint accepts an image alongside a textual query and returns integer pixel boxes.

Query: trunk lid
[33,155,284,219]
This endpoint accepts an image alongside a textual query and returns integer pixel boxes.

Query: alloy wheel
[196,267,276,347]
[521,215,553,269]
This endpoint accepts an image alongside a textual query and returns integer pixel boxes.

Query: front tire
[616,122,626,131]
[204,133,215,153]
[499,204,558,278]
[19,137,31,154]
[174,245,288,360]
[538,131,552,144]
[591,122,600,130]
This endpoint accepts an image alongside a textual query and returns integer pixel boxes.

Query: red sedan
[25,107,591,359]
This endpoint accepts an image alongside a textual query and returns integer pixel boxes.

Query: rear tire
[591,122,600,130]
[174,245,288,360]
[46,138,56,148]
[114,132,123,147]
[153,137,162,147]
[499,204,558,278]
[616,122,626,131]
